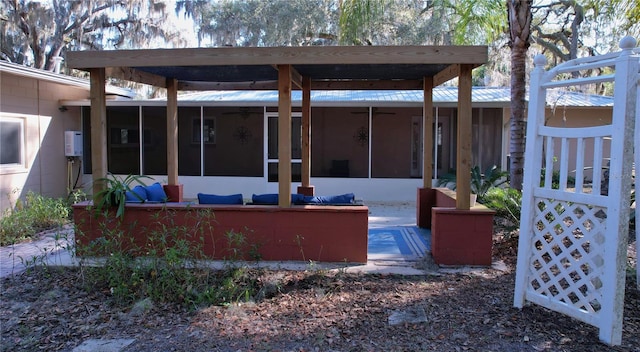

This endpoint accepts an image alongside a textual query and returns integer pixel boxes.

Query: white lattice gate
[514,37,639,345]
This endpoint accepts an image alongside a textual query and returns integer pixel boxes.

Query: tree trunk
[507,0,532,190]
[509,40,528,190]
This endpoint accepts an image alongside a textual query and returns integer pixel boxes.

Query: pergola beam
[68,46,487,68]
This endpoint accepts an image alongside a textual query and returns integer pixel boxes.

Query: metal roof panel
[173,87,612,107]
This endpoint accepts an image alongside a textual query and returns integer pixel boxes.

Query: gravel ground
[1,231,639,352]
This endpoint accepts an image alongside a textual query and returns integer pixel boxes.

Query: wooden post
[278,65,292,207]
[89,68,107,202]
[423,76,434,187]
[166,78,178,185]
[456,64,473,210]
[301,76,311,187]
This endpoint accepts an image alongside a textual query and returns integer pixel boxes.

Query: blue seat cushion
[144,182,168,202]
[125,185,148,203]
[198,193,243,205]
[252,193,305,205]
[302,193,355,205]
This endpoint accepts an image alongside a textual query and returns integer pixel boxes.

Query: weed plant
[539,168,576,189]
[0,191,78,246]
[77,207,262,309]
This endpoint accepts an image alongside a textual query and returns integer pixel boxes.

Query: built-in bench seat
[196,192,360,206]
[73,196,369,263]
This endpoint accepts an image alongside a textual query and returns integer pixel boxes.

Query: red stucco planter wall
[73,202,369,263]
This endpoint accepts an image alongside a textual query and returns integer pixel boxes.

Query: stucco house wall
[1,70,85,213]
[1,62,132,215]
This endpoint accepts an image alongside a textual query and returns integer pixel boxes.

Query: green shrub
[436,165,509,202]
[0,210,34,246]
[483,187,522,233]
[94,173,151,218]
[0,191,73,246]
[471,165,509,201]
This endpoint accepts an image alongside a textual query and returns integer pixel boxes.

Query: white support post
[636,51,640,291]
[599,36,638,345]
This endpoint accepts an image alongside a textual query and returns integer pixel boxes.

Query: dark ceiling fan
[350,107,396,115]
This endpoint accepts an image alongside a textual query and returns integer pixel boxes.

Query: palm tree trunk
[507,0,532,190]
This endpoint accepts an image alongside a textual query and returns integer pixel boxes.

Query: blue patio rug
[368,226,431,261]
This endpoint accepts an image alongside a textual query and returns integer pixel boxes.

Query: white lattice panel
[527,198,607,325]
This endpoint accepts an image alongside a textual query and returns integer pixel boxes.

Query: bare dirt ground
[1,230,639,351]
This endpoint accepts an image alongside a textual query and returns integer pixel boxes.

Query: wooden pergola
[66,45,487,210]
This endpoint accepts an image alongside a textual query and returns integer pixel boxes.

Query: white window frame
[264,112,302,183]
[0,115,26,173]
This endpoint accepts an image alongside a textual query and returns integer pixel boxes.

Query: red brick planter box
[431,207,495,266]
[73,202,369,263]
[417,187,495,266]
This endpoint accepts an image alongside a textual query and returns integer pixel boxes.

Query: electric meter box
[64,131,83,157]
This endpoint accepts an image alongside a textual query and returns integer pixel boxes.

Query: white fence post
[636,44,640,290]
[598,35,637,345]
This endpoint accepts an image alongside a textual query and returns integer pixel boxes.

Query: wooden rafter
[105,67,166,88]
[433,64,461,87]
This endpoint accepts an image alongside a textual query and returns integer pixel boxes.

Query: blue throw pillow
[251,193,279,205]
[145,182,168,202]
[125,185,147,203]
[251,193,305,205]
[198,193,243,205]
[291,193,305,204]
[302,193,355,204]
